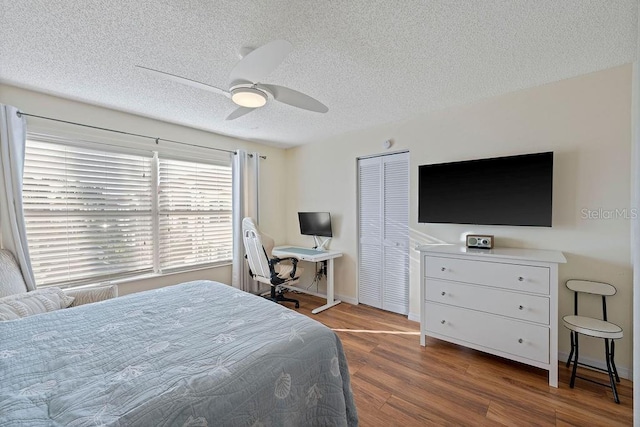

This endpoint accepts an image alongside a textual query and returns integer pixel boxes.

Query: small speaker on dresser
[466,234,494,249]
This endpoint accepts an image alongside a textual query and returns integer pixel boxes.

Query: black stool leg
[610,340,620,383]
[566,331,575,368]
[604,338,620,404]
[569,332,579,388]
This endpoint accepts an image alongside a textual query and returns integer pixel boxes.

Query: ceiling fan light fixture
[231,87,268,108]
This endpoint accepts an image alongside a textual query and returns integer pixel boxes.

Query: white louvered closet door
[382,153,409,314]
[358,157,382,308]
[358,152,409,315]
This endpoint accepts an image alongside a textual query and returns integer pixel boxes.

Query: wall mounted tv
[418,152,553,227]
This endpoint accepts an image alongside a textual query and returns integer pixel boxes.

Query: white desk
[272,246,343,314]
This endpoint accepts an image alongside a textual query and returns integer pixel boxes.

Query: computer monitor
[298,212,333,237]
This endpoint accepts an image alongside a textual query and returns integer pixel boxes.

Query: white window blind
[23,137,234,287]
[23,140,154,286]
[158,158,233,271]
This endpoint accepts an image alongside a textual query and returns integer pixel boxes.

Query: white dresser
[418,245,566,387]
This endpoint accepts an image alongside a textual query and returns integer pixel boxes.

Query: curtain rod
[15,111,267,159]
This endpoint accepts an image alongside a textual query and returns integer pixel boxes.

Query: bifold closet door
[358,157,383,308]
[358,152,409,315]
[381,153,409,314]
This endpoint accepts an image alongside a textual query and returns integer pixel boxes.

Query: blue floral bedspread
[0,281,358,426]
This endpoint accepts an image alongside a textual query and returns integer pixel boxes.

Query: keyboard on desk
[277,247,325,256]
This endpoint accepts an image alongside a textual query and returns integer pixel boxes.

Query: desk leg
[311,258,341,314]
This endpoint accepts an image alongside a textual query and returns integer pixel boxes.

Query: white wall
[0,84,288,293]
[285,64,634,373]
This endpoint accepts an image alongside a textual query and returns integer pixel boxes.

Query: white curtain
[0,105,35,291]
[232,149,261,293]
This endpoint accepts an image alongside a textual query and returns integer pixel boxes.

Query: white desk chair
[242,217,302,308]
[563,279,623,403]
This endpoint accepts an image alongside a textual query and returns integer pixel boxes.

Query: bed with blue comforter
[0,281,358,426]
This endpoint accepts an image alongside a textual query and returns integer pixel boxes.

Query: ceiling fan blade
[226,107,254,121]
[260,84,328,113]
[229,40,293,85]
[136,65,230,98]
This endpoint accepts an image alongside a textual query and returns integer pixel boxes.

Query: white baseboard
[283,287,357,306]
[407,312,420,323]
[335,294,358,305]
[558,351,632,381]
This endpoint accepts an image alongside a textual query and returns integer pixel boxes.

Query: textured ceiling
[1,1,637,148]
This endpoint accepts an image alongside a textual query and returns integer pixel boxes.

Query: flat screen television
[298,212,333,237]
[418,152,553,227]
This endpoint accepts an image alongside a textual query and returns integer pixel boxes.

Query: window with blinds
[22,138,233,287]
[158,158,233,271]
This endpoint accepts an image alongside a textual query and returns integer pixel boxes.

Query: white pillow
[0,288,75,321]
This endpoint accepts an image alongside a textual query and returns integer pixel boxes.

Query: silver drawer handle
[441,267,446,272]
[440,320,446,324]
[441,291,446,296]
[518,338,523,344]
[518,305,524,310]
[518,276,524,282]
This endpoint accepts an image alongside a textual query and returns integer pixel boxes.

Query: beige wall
[0,84,288,292]
[1,65,633,372]
[285,65,633,373]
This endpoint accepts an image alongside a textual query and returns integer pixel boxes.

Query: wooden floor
[291,293,633,426]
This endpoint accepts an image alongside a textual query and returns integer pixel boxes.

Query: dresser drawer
[425,302,550,364]
[425,256,550,295]
[425,279,549,325]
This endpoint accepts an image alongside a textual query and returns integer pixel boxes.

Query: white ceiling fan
[136,40,328,121]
